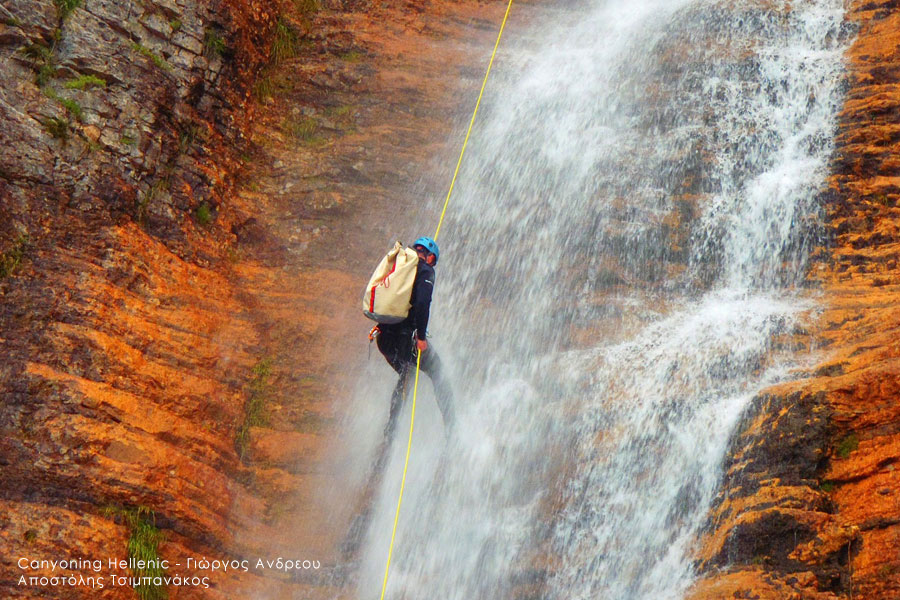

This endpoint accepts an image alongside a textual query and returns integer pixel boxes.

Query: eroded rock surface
[688,1,900,598]
[0,0,506,598]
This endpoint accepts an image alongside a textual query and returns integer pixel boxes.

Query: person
[340,237,455,560]
[372,236,454,441]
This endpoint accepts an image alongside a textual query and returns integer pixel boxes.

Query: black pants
[375,327,455,439]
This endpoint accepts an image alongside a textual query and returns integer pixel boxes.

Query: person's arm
[412,264,435,349]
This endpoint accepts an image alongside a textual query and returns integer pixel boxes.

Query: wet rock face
[688,1,900,599]
[0,0,275,239]
[0,0,510,595]
[0,0,281,596]
[692,391,853,597]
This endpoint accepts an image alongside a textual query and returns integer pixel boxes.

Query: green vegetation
[295,0,320,15]
[3,17,24,27]
[252,73,275,102]
[137,179,168,223]
[271,17,298,64]
[20,43,53,61]
[177,122,200,154]
[282,115,323,146]
[284,115,316,138]
[121,134,137,146]
[37,63,56,87]
[326,105,354,118]
[58,97,82,120]
[836,433,860,459]
[819,480,835,493]
[169,19,182,32]
[325,104,357,132]
[0,234,28,279]
[42,117,70,141]
[103,506,167,600]
[64,74,106,90]
[339,50,362,63]
[131,42,172,72]
[203,28,227,58]
[195,202,212,226]
[54,0,81,21]
[127,510,167,600]
[43,88,84,121]
[235,357,272,460]
[23,529,38,543]
[294,0,319,32]
[21,43,55,86]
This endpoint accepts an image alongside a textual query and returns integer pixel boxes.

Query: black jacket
[382,258,435,339]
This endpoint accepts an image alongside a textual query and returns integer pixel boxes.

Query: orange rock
[691,2,900,598]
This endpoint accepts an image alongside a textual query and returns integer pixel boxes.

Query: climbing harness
[377,1,515,599]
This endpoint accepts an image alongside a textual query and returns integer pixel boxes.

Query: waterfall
[353,0,853,598]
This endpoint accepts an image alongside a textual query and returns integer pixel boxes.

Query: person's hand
[416,337,428,352]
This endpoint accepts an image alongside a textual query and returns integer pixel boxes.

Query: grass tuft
[327,105,354,117]
[283,115,320,143]
[235,357,272,460]
[59,97,83,121]
[836,433,859,459]
[21,43,52,61]
[0,234,29,279]
[103,506,167,600]
[43,87,84,121]
[203,28,228,58]
[131,42,172,72]
[195,202,212,226]
[271,17,298,64]
[339,50,362,63]
[54,0,81,21]
[42,117,70,141]
[36,63,56,87]
[64,74,106,90]
[137,179,168,224]
[295,0,320,15]
[177,122,200,154]
[253,74,275,102]
[21,43,55,86]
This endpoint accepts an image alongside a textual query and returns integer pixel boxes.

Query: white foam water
[351,1,853,598]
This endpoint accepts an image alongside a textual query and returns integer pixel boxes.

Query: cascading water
[351,0,854,598]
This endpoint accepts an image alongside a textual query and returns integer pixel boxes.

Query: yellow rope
[378,1,514,598]
[378,351,420,600]
[433,0,515,242]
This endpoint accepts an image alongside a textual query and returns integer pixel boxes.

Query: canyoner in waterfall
[367,237,455,439]
[341,237,455,559]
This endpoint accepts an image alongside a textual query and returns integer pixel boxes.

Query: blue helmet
[412,236,439,264]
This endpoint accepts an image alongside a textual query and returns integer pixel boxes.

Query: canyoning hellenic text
[15,555,323,590]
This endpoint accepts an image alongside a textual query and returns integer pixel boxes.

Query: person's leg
[343,330,415,559]
[371,328,415,472]
[383,367,410,443]
[376,327,415,374]
[418,343,455,431]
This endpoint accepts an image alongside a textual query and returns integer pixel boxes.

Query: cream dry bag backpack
[362,241,419,324]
